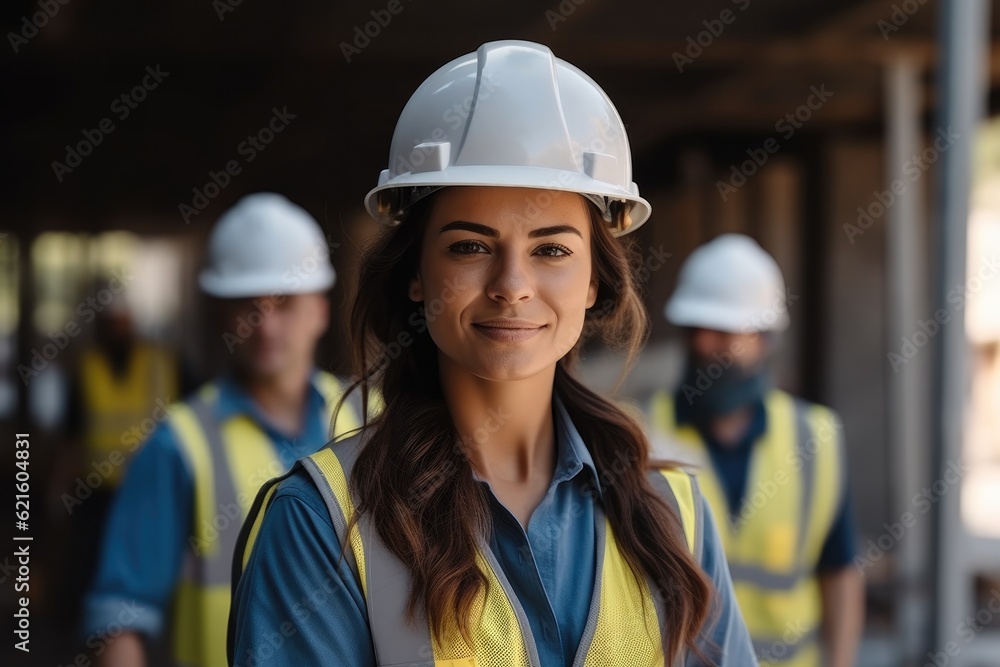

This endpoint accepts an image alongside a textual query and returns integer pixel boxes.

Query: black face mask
[678,352,771,424]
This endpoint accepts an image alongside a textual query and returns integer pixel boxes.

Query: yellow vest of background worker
[233,433,705,667]
[169,371,362,667]
[649,388,844,667]
[80,342,178,488]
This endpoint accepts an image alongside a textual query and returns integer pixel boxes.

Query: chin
[248,357,288,378]
[465,354,560,384]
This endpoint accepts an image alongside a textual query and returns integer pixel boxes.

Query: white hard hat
[665,234,789,334]
[365,40,651,236]
[199,193,336,298]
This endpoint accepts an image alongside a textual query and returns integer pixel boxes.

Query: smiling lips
[472,317,546,343]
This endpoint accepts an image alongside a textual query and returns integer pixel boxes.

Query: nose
[690,328,730,357]
[486,251,534,304]
[255,300,284,339]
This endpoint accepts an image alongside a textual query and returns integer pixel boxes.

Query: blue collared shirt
[81,369,335,642]
[231,397,757,666]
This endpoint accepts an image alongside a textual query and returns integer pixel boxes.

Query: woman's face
[410,186,598,382]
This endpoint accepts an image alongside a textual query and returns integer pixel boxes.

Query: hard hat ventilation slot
[583,151,618,183]
[408,142,451,174]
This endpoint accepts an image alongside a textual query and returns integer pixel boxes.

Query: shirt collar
[212,367,328,432]
[552,394,603,499]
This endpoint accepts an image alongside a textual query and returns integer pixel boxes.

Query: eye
[448,240,490,255]
[534,243,572,258]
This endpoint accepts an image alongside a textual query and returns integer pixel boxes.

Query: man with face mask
[647,234,863,667]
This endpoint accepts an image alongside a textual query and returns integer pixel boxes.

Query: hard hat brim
[664,298,789,334]
[365,165,651,237]
[198,268,336,299]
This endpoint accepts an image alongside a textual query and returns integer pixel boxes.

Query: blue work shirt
[673,392,857,571]
[81,369,336,642]
[231,397,757,667]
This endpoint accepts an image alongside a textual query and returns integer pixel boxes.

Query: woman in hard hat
[229,41,756,666]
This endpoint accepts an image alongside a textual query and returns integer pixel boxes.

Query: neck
[236,362,313,436]
[708,405,754,448]
[439,358,557,486]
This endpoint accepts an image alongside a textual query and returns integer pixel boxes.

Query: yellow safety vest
[169,372,362,667]
[233,431,705,667]
[649,389,844,667]
[80,343,178,488]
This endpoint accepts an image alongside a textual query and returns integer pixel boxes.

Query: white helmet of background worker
[198,192,335,298]
[665,233,789,334]
[364,39,651,236]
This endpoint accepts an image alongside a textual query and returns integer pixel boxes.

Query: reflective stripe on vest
[80,344,178,488]
[170,373,360,667]
[233,433,703,667]
[649,389,843,667]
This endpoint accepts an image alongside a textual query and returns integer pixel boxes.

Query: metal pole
[884,54,929,666]
[930,0,990,658]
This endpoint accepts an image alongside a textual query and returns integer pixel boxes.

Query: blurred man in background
[82,193,364,667]
[647,234,863,667]
[57,298,179,633]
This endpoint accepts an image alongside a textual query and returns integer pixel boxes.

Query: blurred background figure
[646,234,864,667]
[80,193,364,667]
[54,294,179,635]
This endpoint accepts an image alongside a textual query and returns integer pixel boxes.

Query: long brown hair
[343,190,713,663]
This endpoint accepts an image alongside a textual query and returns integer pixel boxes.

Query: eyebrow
[438,221,498,237]
[438,221,583,239]
[528,225,582,239]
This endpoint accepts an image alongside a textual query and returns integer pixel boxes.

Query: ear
[586,277,598,309]
[409,273,424,302]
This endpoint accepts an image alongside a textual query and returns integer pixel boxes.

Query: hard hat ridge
[365,40,651,236]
